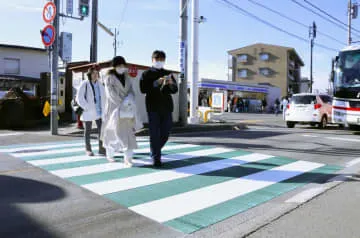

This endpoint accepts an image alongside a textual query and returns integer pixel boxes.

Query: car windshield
[291,95,316,105]
[335,50,360,88]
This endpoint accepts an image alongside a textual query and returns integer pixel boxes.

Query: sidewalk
[248,167,360,238]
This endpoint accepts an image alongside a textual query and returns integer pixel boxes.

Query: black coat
[140,67,178,113]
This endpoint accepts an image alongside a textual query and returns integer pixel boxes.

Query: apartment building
[228,43,304,97]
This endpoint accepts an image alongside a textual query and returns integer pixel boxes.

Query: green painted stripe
[165,164,342,234]
[41,159,107,171]
[68,149,250,186]
[19,143,152,161]
[105,156,294,207]
[34,142,192,170]
[133,145,214,158]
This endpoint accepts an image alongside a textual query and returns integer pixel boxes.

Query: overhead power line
[291,0,360,38]
[216,0,338,52]
[246,0,345,46]
[303,0,360,34]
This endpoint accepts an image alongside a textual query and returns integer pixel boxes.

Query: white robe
[101,72,143,152]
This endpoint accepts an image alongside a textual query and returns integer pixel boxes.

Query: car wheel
[310,123,316,127]
[338,124,345,129]
[318,116,327,129]
[286,121,295,128]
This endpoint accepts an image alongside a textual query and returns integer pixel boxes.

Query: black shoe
[99,148,106,156]
[153,159,162,167]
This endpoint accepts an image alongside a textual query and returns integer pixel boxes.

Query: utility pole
[309,21,316,93]
[51,0,60,135]
[189,0,199,124]
[348,0,352,45]
[114,28,118,57]
[179,0,188,126]
[90,0,98,62]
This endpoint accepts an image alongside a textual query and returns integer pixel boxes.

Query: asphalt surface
[0,112,359,238]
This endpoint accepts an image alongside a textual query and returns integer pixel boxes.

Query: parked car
[285,93,333,129]
[0,88,43,128]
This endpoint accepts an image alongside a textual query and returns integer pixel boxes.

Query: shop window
[4,58,20,75]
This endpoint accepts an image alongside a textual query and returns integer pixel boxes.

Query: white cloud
[1,3,42,13]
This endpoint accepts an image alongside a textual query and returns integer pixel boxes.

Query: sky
[0,0,358,91]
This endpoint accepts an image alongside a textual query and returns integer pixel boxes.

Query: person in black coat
[140,50,178,167]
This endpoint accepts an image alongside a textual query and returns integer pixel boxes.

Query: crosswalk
[0,139,342,234]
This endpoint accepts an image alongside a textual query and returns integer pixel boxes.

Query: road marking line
[285,187,327,203]
[346,157,360,168]
[0,133,24,137]
[28,143,199,166]
[302,134,318,138]
[10,141,150,157]
[84,153,273,195]
[51,145,218,178]
[130,161,324,223]
[326,137,360,143]
[0,142,97,153]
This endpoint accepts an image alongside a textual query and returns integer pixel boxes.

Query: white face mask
[153,61,165,69]
[116,67,127,74]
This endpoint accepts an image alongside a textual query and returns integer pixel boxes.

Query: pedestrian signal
[79,0,89,17]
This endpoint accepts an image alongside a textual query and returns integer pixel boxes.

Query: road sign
[179,41,186,74]
[128,66,138,78]
[59,32,72,62]
[41,25,56,47]
[43,2,56,23]
[66,0,73,15]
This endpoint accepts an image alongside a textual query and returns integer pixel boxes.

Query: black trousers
[148,112,172,161]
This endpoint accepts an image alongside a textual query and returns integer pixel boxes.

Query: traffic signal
[79,0,89,17]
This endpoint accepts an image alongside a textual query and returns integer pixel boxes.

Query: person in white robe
[101,56,143,166]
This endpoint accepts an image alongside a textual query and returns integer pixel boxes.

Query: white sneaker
[124,157,133,168]
[107,156,116,163]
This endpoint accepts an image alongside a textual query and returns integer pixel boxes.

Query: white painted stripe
[84,153,273,195]
[346,157,360,167]
[326,137,360,143]
[285,187,326,203]
[302,134,318,138]
[0,133,24,137]
[11,142,149,157]
[130,161,324,223]
[51,147,233,178]
[30,155,104,166]
[29,143,198,166]
[1,142,96,154]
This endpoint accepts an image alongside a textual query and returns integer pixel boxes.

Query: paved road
[0,113,359,237]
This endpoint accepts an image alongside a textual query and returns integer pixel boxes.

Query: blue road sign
[41,25,55,47]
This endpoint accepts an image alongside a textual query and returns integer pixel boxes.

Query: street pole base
[188,116,200,124]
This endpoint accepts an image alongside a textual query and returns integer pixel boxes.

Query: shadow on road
[175,130,290,140]
[0,175,66,238]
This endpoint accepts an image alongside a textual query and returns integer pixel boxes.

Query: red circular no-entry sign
[128,66,138,78]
